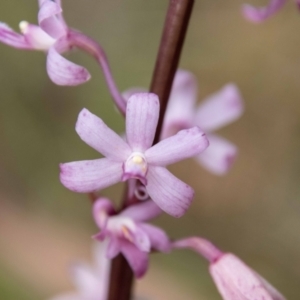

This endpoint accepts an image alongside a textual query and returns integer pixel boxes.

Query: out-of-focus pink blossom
[49,242,110,300]
[60,93,209,217]
[162,70,244,175]
[242,0,288,22]
[173,237,286,300]
[0,0,90,86]
[93,198,170,278]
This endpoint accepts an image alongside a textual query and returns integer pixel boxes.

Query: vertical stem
[151,0,194,144]
[108,1,194,299]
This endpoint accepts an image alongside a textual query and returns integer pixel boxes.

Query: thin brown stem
[108,1,194,299]
[151,0,194,144]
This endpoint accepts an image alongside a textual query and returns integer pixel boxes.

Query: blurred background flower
[0,0,299,299]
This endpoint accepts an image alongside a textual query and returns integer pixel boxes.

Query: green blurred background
[0,0,300,299]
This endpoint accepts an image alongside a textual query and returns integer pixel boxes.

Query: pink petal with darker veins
[0,22,31,49]
[47,43,91,86]
[146,166,194,218]
[145,126,208,167]
[60,158,122,193]
[76,108,131,161]
[126,93,159,152]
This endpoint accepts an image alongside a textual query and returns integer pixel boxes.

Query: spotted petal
[146,166,194,218]
[60,158,122,193]
[47,42,91,86]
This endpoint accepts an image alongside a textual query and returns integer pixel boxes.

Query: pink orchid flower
[60,93,209,217]
[242,0,297,23]
[162,70,244,175]
[92,198,170,278]
[174,237,286,300]
[0,0,90,86]
[50,242,110,300]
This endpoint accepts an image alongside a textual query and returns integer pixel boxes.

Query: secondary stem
[108,1,194,299]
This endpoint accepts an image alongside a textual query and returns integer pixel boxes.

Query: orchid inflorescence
[0,1,287,299]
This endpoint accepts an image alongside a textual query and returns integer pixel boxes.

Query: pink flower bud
[210,253,286,300]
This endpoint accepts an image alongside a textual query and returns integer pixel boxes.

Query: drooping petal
[120,201,162,222]
[60,158,122,193]
[196,134,238,175]
[93,198,115,229]
[47,43,91,86]
[145,127,208,166]
[242,0,287,23]
[162,70,197,139]
[0,22,31,49]
[20,22,56,50]
[195,83,244,132]
[38,0,67,39]
[146,166,194,218]
[120,240,149,278]
[76,108,131,161]
[210,253,286,300]
[126,93,159,152]
[139,223,171,253]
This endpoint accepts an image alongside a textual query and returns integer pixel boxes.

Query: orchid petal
[93,198,115,229]
[47,43,91,86]
[139,223,171,253]
[195,83,244,132]
[106,237,121,259]
[145,127,208,166]
[242,0,287,23]
[122,87,147,102]
[60,158,122,193]
[120,241,148,278]
[210,253,286,300]
[146,166,194,218]
[131,226,151,252]
[38,0,67,39]
[162,70,197,138]
[120,201,162,222]
[76,109,131,161]
[20,22,56,50]
[196,134,238,175]
[126,93,159,152]
[0,22,31,49]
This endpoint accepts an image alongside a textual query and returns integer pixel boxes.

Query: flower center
[122,152,148,185]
